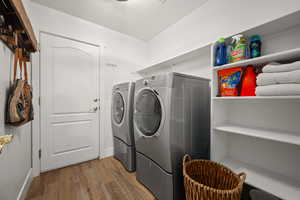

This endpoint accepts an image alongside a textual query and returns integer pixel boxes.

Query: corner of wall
[17,169,33,200]
[100,147,114,159]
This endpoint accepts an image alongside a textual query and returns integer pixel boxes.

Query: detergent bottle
[227,42,233,63]
[230,34,248,63]
[214,37,227,66]
[241,66,256,96]
[250,35,262,58]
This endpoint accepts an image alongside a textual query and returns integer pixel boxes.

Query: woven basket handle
[238,172,247,183]
[183,154,192,165]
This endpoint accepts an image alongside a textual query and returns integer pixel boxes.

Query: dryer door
[134,89,162,137]
[112,92,125,125]
[134,87,172,173]
[111,86,134,146]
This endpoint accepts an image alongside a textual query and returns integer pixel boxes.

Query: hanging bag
[6,48,33,126]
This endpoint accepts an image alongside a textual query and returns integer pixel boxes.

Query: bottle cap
[250,35,261,42]
[232,34,243,43]
[218,37,225,43]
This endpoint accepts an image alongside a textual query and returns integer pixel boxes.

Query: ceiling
[31,0,208,41]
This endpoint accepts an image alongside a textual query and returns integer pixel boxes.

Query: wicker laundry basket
[183,155,246,200]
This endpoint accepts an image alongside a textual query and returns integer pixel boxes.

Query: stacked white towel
[262,61,300,73]
[257,70,300,85]
[256,84,300,96]
[256,61,300,96]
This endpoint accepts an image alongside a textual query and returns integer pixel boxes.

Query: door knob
[90,107,98,113]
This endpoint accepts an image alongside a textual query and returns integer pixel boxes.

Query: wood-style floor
[26,157,155,200]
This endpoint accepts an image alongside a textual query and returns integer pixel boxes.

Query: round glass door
[113,92,125,124]
[134,89,162,137]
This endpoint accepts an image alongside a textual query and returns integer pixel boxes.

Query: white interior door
[40,33,100,172]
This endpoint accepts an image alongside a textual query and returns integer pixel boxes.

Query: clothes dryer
[111,82,135,172]
[133,73,210,200]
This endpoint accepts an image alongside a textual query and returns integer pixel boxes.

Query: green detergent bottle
[230,34,248,63]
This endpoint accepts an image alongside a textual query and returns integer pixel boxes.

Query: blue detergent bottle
[215,37,227,66]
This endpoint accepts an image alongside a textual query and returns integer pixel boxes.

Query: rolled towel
[256,84,300,96]
[257,70,300,86]
[263,61,300,73]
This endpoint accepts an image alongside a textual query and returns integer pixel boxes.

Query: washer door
[112,92,125,125]
[134,89,162,137]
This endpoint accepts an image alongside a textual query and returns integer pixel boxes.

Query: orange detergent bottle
[241,66,257,96]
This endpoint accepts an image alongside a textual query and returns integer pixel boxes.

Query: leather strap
[19,55,23,78]
[13,48,19,82]
[21,49,29,82]
[23,61,28,81]
[13,48,29,82]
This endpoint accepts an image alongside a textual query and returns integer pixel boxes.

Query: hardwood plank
[57,166,79,200]
[109,159,153,200]
[42,170,60,200]
[77,162,107,200]
[26,157,155,200]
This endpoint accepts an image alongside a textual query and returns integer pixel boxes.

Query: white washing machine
[133,73,210,200]
[111,82,136,172]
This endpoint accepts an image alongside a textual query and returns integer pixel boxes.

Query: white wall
[148,0,300,66]
[0,1,35,199]
[28,2,147,170]
[141,51,211,80]
[0,42,32,200]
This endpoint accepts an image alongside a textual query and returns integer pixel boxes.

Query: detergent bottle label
[231,45,247,63]
[250,42,261,58]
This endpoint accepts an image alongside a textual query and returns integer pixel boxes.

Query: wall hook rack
[0,0,37,53]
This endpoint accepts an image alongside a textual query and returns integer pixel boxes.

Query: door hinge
[39,149,42,159]
[38,97,41,106]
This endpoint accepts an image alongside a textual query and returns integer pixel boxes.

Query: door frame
[32,31,103,176]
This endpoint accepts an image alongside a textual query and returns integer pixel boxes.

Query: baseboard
[100,147,114,159]
[17,168,33,200]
